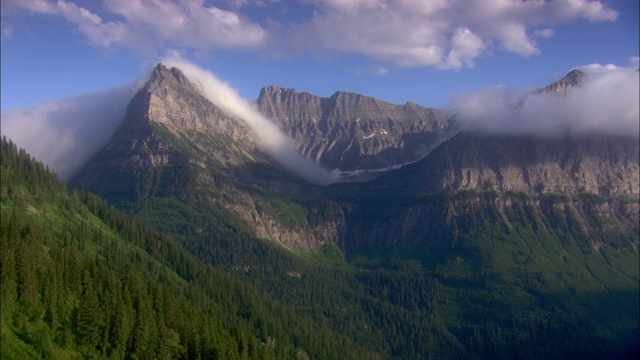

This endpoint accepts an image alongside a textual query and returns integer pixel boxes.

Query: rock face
[339,69,639,252]
[257,86,455,173]
[534,69,588,97]
[388,132,639,196]
[70,64,335,248]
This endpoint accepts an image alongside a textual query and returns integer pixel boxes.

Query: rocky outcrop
[534,69,588,97]
[382,132,639,196]
[257,86,455,173]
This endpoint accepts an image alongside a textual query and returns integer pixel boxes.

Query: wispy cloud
[451,64,639,136]
[2,0,619,69]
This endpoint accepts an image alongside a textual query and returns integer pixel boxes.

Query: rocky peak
[535,69,588,96]
[147,63,197,93]
[257,85,454,174]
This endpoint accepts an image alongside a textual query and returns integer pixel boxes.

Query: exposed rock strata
[257,86,455,172]
[386,132,639,196]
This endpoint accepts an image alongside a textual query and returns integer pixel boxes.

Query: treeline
[1,136,368,359]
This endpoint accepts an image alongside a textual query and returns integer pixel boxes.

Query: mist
[1,83,141,179]
[451,65,640,136]
[161,56,335,185]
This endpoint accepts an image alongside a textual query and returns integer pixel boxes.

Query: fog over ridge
[451,65,640,136]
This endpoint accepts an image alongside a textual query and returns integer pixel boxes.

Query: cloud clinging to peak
[452,65,639,136]
[2,0,620,69]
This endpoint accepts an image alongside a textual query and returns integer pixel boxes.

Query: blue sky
[2,0,638,111]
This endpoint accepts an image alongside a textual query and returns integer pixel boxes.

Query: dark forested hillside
[0,137,370,359]
[7,134,636,359]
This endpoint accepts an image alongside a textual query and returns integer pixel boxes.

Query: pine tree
[75,271,104,349]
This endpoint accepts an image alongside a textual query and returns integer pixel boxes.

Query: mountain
[63,65,639,359]
[384,132,639,195]
[257,85,456,178]
[70,64,337,248]
[371,69,637,195]
[534,68,588,96]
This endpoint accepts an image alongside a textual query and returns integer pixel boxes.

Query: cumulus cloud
[2,0,266,51]
[451,65,639,136]
[283,0,618,68]
[160,55,335,184]
[2,0,620,69]
[1,83,141,179]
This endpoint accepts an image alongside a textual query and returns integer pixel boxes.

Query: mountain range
[3,64,638,359]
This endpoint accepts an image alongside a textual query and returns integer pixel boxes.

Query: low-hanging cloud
[161,55,335,185]
[451,65,640,136]
[1,83,140,179]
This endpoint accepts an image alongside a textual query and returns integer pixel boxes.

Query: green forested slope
[3,135,638,360]
[0,137,369,360]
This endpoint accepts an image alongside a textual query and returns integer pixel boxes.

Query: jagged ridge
[257,85,455,173]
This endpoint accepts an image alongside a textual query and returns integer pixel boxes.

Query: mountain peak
[148,63,194,91]
[535,69,588,96]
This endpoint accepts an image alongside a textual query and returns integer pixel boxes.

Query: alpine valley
[1,64,638,359]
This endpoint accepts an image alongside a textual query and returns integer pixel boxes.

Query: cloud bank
[2,0,619,69]
[1,83,141,179]
[451,65,640,136]
[161,55,335,184]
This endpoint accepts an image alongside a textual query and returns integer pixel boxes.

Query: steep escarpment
[257,86,455,173]
[390,132,639,196]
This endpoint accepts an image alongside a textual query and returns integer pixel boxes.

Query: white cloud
[443,27,486,68]
[3,0,266,51]
[2,0,620,69]
[281,0,618,68]
[452,65,639,136]
[1,83,141,179]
